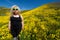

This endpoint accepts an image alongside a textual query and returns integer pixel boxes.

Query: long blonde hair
[10,5,21,16]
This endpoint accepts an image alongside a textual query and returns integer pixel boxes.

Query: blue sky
[0,0,60,10]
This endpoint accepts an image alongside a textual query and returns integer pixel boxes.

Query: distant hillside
[0,7,10,16]
[0,7,8,9]
[21,10,30,13]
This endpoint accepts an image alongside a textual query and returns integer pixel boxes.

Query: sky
[0,0,60,10]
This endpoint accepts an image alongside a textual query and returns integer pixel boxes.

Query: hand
[22,27,24,31]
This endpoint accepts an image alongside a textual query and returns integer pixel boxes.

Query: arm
[21,15,24,30]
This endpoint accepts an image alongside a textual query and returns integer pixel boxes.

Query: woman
[8,5,24,40]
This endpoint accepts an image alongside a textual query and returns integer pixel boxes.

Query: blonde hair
[10,5,21,16]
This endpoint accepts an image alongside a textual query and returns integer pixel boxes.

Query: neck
[14,14,19,15]
[13,15,19,17]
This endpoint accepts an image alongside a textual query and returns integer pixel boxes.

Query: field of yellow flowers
[0,3,60,40]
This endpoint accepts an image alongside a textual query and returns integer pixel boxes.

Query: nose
[14,10,17,12]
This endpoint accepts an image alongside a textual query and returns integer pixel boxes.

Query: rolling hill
[0,2,60,40]
[22,2,60,40]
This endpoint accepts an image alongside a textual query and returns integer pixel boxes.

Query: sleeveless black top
[10,16,22,30]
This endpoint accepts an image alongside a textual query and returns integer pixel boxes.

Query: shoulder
[10,16,13,20]
[10,15,13,18]
[19,15,22,18]
[19,15,23,20]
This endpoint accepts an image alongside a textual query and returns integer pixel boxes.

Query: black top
[10,16,22,29]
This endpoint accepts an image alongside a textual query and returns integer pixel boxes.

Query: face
[12,7,19,15]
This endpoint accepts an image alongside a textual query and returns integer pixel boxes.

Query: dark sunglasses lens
[13,9,15,10]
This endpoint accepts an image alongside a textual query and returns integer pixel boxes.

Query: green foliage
[0,3,60,40]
